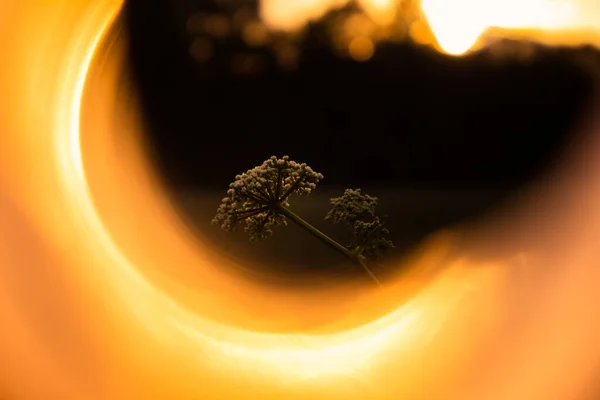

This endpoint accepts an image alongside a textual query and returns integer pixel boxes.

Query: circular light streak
[1,1,600,399]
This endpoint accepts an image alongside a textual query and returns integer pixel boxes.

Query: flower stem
[356,255,383,288]
[276,205,382,287]
[277,205,352,257]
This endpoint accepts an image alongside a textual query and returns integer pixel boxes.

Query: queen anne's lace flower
[212,156,323,241]
[213,158,393,286]
[325,188,377,224]
[353,217,395,262]
[326,189,395,262]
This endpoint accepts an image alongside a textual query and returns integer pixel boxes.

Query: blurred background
[123,0,598,283]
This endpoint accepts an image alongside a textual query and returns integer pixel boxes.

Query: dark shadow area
[123,0,597,280]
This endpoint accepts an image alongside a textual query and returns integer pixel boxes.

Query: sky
[122,0,597,277]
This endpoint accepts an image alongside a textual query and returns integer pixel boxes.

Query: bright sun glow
[1,0,600,398]
[421,0,600,54]
[260,0,600,55]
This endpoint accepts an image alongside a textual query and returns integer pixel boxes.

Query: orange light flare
[420,0,600,55]
[2,0,600,399]
[259,0,600,56]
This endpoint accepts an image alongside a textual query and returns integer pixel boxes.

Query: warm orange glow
[349,36,375,61]
[421,0,600,55]
[242,21,270,47]
[259,0,600,56]
[357,0,397,25]
[1,0,600,399]
[260,0,350,31]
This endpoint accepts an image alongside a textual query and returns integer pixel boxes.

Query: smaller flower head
[325,188,394,262]
[325,188,378,225]
[353,217,395,262]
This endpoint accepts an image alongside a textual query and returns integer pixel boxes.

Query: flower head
[325,188,394,262]
[353,217,395,262]
[212,156,324,241]
[325,188,378,225]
